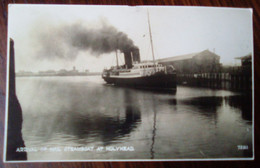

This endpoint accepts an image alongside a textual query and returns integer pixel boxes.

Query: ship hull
[102,73,176,91]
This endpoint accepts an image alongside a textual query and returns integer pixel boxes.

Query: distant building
[236,53,252,66]
[70,66,78,74]
[16,70,34,76]
[235,53,252,74]
[38,70,56,75]
[157,50,221,73]
[58,69,67,73]
[57,67,79,75]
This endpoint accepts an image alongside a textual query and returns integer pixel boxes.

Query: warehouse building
[157,50,221,73]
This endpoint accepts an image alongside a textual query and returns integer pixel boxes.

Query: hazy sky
[8,5,253,72]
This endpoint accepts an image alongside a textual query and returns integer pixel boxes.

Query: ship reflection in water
[16,76,252,160]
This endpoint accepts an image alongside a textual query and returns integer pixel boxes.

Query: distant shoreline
[15,72,102,77]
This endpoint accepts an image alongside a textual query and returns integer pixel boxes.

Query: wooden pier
[177,69,252,91]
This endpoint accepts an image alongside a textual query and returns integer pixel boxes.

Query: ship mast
[115,49,119,68]
[115,38,119,68]
[147,9,156,70]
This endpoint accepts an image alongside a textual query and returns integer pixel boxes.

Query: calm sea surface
[16,76,253,160]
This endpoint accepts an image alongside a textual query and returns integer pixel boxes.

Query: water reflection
[178,96,221,119]
[150,95,157,159]
[224,95,252,121]
[17,77,253,160]
[165,94,252,122]
[23,85,141,146]
[59,105,141,146]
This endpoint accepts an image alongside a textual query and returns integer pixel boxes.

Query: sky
[8,5,253,72]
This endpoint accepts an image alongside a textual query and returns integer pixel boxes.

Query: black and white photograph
[4,4,254,162]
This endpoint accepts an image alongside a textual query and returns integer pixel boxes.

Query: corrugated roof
[157,50,220,62]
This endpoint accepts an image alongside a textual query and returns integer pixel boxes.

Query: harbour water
[16,76,253,160]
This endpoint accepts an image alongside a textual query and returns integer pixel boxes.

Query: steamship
[102,50,176,91]
[102,11,176,91]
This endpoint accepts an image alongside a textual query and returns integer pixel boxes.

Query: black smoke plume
[35,21,138,60]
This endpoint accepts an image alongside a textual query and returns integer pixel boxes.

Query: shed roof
[157,49,220,63]
[235,53,252,60]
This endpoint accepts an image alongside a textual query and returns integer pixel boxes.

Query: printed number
[237,145,248,150]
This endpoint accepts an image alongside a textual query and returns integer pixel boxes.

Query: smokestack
[132,47,140,63]
[124,51,132,69]
[123,47,140,69]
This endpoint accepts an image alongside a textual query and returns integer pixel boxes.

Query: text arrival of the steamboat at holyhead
[102,11,177,91]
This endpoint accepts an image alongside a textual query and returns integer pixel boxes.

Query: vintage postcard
[4,5,254,162]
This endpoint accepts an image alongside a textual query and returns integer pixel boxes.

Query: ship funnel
[123,47,140,69]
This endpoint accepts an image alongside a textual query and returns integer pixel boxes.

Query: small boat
[102,10,176,91]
